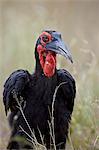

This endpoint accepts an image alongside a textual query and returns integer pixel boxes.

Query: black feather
[3,31,76,150]
[3,69,76,149]
[3,70,30,115]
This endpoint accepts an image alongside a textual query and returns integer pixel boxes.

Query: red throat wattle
[37,45,56,77]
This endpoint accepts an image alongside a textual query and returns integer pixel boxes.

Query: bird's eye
[40,32,52,45]
[42,35,50,43]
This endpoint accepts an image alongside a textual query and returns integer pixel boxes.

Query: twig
[93,135,99,149]
[19,125,33,142]
[37,127,46,148]
[12,90,45,148]
[12,90,33,137]
[51,82,67,150]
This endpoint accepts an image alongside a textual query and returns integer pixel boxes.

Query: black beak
[46,33,73,63]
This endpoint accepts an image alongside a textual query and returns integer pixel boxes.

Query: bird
[3,30,76,150]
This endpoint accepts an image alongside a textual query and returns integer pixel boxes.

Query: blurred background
[0,0,99,149]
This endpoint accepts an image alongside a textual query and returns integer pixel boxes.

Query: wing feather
[3,69,30,115]
[57,69,76,117]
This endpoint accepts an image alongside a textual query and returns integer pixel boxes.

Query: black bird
[3,30,76,149]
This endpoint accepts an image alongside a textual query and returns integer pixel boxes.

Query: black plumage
[3,30,76,149]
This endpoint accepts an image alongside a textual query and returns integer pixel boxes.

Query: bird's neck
[34,49,57,77]
[35,59,57,80]
[35,60,43,76]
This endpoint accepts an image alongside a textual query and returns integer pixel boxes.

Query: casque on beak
[45,32,73,63]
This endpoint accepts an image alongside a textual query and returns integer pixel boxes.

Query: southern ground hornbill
[3,30,76,149]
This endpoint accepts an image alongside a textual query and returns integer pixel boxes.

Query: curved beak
[46,34,73,63]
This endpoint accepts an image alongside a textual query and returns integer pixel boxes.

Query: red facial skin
[37,32,56,77]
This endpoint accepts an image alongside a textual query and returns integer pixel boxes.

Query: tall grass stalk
[12,82,68,149]
[51,82,67,150]
[12,90,46,149]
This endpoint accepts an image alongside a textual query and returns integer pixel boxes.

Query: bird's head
[35,30,73,77]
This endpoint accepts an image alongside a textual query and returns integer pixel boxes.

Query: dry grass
[9,82,68,150]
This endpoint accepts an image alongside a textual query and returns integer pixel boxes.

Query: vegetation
[0,0,99,149]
